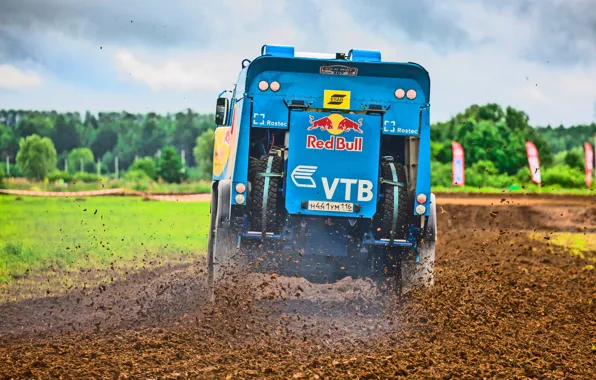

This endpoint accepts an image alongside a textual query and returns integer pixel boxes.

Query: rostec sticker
[306,113,363,152]
[323,90,351,109]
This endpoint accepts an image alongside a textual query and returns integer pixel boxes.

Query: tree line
[0,105,594,188]
[0,109,216,182]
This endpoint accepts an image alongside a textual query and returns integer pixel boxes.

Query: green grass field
[0,196,211,283]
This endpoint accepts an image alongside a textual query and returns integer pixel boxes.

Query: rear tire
[374,162,409,241]
[248,154,284,233]
[371,161,410,296]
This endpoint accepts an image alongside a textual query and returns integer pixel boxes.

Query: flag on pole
[584,142,594,188]
[452,141,465,186]
[525,141,541,184]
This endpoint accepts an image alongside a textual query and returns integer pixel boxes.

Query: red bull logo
[306,113,363,152]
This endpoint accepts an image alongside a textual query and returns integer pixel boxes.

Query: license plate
[307,201,353,213]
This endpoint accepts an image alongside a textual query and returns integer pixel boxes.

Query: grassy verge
[529,232,596,271]
[0,196,210,284]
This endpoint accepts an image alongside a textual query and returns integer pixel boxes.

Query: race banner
[585,142,594,188]
[525,141,541,184]
[452,141,465,186]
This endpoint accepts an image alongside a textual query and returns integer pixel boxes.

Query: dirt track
[1,193,595,378]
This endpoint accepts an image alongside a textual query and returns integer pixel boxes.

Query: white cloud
[2,0,596,126]
[0,64,43,89]
[113,49,239,92]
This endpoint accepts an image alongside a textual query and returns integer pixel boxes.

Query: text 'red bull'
[306,135,363,151]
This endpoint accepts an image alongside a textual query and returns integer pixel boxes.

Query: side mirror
[215,97,229,126]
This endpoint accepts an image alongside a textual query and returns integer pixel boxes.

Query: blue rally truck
[208,45,436,295]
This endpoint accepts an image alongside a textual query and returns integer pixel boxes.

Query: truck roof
[241,44,430,102]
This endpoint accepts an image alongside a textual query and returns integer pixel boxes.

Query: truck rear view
[208,45,436,296]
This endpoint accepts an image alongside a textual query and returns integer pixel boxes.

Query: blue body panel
[414,105,431,216]
[285,111,381,218]
[222,46,432,225]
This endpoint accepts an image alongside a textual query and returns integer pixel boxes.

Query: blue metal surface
[285,111,381,218]
[347,49,381,62]
[252,97,289,129]
[382,102,423,136]
[245,56,430,103]
[361,232,413,247]
[229,68,249,204]
[261,45,295,58]
[414,105,431,216]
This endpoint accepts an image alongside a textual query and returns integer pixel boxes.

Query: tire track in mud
[1,195,595,378]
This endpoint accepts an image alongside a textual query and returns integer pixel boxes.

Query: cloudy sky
[1,0,595,127]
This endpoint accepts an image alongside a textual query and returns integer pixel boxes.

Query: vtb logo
[323,89,350,109]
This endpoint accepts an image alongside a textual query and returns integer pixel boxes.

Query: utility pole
[115,156,119,179]
[80,158,83,173]
[97,160,100,176]
[181,149,185,166]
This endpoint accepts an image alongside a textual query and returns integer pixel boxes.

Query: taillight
[416,193,427,204]
[258,80,269,91]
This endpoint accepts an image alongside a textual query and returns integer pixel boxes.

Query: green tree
[67,148,95,174]
[15,115,53,139]
[563,148,583,170]
[16,134,57,180]
[0,124,18,159]
[157,146,185,183]
[52,114,81,154]
[193,129,215,180]
[130,157,157,180]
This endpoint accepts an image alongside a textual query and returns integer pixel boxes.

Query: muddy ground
[1,194,595,379]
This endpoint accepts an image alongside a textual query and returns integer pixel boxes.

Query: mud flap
[402,193,436,292]
[210,180,245,292]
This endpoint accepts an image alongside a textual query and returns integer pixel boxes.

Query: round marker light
[416,193,427,204]
[394,88,405,99]
[406,89,417,100]
[416,204,426,215]
[235,194,245,204]
[270,81,280,92]
[258,80,269,91]
[235,183,246,194]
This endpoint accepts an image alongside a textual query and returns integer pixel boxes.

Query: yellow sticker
[323,90,351,109]
[213,126,231,177]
